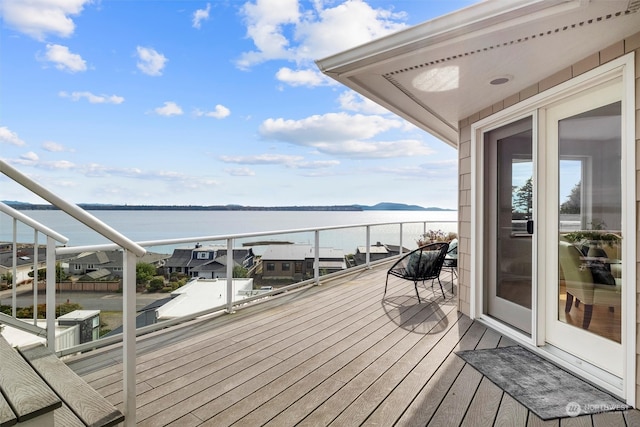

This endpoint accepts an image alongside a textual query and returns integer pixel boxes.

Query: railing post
[399,223,404,255]
[33,230,38,325]
[226,238,235,313]
[365,225,371,268]
[46,236,56,349]
[12,218,17,317]
[122,249,137,427]
[314,230,320,285]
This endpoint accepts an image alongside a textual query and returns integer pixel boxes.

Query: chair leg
[583,304,593,329]
[384,274,389,297]
[437,277,445,298]
[413,281,422,303]
[565,293,574,313]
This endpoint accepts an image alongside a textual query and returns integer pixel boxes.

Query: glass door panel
[545,79,623,377]
[484,117,533,334]
[557,102,622,343]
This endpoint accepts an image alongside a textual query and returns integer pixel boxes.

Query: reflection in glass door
[484,117,533,334]
[546,80,623,376]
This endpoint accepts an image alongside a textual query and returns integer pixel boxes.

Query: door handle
[526,220,534,234]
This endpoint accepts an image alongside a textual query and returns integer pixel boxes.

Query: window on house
[282,263,290,271]
[295,261,303,273]
[266,263,275,271]
[197,252,208,260]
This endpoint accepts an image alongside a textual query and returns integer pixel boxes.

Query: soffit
[317,0,640,147]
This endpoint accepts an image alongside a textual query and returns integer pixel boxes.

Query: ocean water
[2,209,458,254]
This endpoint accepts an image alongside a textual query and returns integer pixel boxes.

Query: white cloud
[20,151,39,163]
[37,159,76,170]
[237,0,407,75]
[220,153,303,165]
[193,3,211,29]
[42,141,74,152]
[194,104,231,119]
[225,167,256,176]
[0,0,89,40]
[260,112,402,143]
[338,91,389,115]
[275,67,332,87]
[259,112,434,158]
[220,153,339,169]
[59,91,124,104]
[136,46,167,76]
[296,0,407,59]
[296,159,340,169]
[42,44,87,72]
[236,0,300,69]
[154,101,183,116]
[0,126,26,146]
[313,139,434,158]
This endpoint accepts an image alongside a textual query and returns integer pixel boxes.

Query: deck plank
[137,274,423,425]
[198,293,454,425]
[460,377,503,427]
[494,393,528,426]
[63,266,636,427]
[259,303,461,426]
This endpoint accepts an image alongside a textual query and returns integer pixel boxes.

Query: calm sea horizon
[3,209,458,254]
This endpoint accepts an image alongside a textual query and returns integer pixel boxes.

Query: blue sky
[0,0,472,209]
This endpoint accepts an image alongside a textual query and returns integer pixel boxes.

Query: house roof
[316,0,640,147]
[155,278,253,319]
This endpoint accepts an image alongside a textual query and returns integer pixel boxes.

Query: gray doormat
[456,346,629,420]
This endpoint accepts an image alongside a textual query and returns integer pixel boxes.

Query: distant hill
[2,201,454,212]
[356,202,453,211]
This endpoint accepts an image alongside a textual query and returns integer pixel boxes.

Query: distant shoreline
[3,201,455,212]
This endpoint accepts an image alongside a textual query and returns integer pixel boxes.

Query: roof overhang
[316,0,640,148]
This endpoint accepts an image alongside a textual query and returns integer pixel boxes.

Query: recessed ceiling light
[489,75,512,85]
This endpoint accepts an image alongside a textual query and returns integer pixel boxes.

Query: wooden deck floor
[66,264,640,426]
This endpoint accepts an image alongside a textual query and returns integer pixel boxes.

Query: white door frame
[470,53,636,402]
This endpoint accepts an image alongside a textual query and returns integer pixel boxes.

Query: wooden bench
[0,335,123,427]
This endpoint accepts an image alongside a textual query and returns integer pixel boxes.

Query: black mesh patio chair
[443,238,458,280]
[384,242,449,302]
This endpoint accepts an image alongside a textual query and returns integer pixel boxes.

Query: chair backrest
[406,242,449,280]
[559,239,596,304]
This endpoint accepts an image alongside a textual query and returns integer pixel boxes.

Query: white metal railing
[1,159,145,426]
[1,158,456,426]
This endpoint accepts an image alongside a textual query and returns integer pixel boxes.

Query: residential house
[0,246,47,285]
[318,0,640,408]
[353,242,409,265]
[164,244,254,279]
[66,250,168,279]
[261,244,345,281]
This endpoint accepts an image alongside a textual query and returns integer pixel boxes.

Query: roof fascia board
[317,0,577,76]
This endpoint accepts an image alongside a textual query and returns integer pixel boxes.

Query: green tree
[233,265,248,278]
[513,177,533,218]
[560,181,581,214]
[136,262,157,285]
[1,272,12,285]
[146,277,165,292]
[28,263,67,281]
